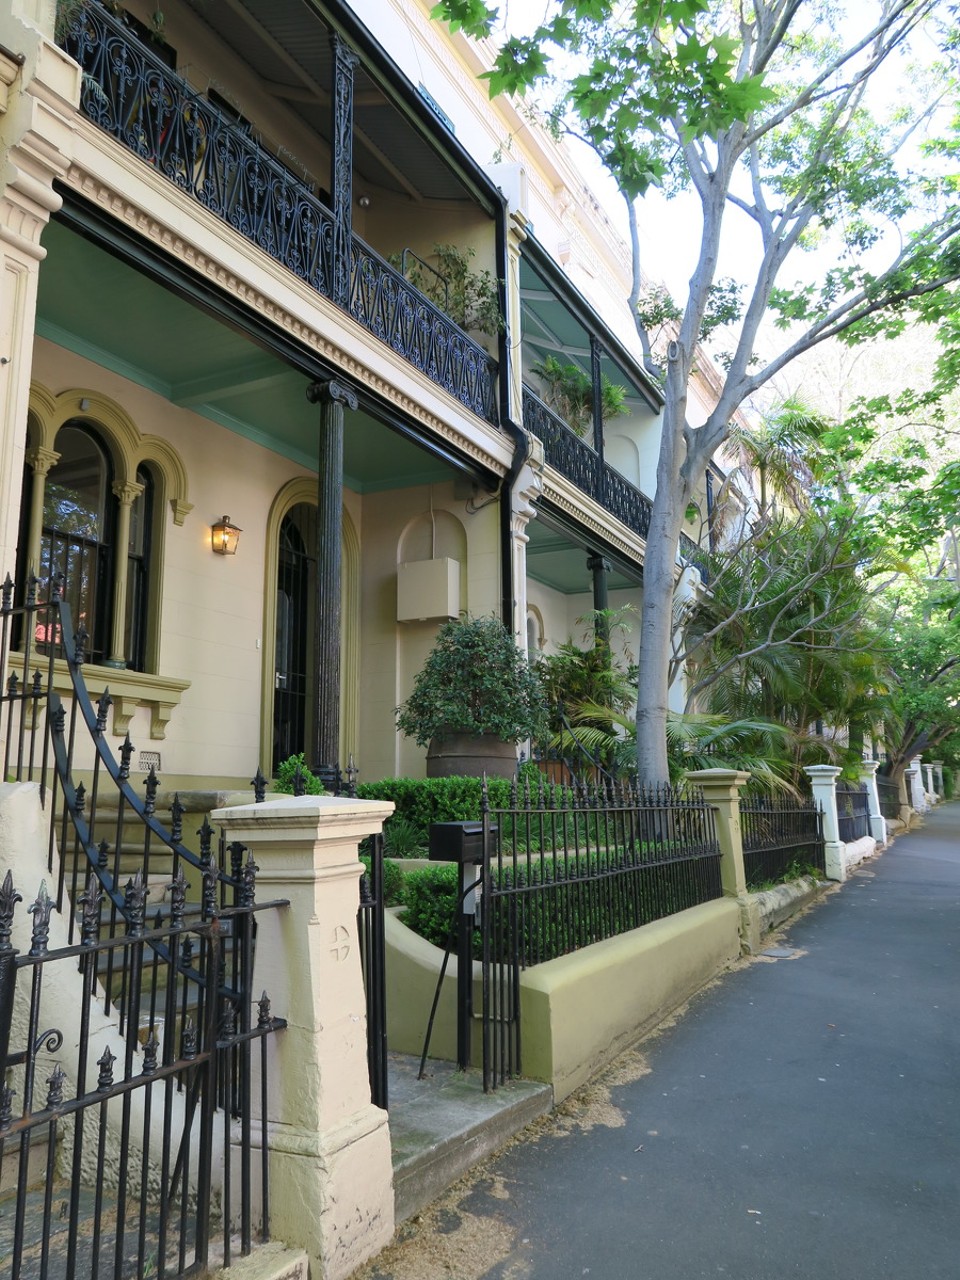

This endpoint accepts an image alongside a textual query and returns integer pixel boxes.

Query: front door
[273,503,317,771]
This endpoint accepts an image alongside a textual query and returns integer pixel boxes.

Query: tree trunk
[635,378,689,785]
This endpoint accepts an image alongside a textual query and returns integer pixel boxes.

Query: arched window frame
[16,385,193,739]
[22,385,193,672]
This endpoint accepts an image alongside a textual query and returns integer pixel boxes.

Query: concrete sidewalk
[365,803,960,1280]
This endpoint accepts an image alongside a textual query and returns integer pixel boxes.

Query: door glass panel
[273,504,317,771]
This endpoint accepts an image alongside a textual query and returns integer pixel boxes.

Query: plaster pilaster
[508,437,543,647]
[505,210,529,422]
[105,480,143,667]
[0,27,79,573]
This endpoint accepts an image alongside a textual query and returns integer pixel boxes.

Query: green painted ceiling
[35,222,642,596]
[35,220,456,493]
[525,515,640,595]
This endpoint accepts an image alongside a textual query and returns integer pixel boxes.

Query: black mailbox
[428,821,496,864]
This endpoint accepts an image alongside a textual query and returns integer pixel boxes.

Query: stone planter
[426,732,518,779]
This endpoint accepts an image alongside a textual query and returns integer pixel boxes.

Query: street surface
[363,803,960,1280]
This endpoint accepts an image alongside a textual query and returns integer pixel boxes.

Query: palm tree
[724,397,831,520]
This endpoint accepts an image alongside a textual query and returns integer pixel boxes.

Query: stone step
[388,1053,553,1224]
[0,1181,306,1280]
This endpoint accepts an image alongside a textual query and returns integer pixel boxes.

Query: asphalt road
[373,802,960,1280]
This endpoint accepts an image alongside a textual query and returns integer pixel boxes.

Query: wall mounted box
[397,557,460,622]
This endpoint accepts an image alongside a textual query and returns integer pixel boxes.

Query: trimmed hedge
[401,864,463,949]
[359,854,405,907]
[356,776,515,831]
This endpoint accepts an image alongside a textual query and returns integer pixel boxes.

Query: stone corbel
[170,497,193,527]
[110,694,141,739]
[0,46,24,116]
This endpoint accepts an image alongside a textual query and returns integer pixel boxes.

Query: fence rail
[739,794,825,889]
[479,778,721,1090]
[835,783,871,843]
[876,776,901,820]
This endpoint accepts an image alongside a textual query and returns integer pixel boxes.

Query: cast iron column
[331,33,358,309]
[587,552,611,646]
[590,334,605,503]
[306,378,358,789]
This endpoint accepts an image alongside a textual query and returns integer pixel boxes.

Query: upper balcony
[519,240,707,575]
[59,1,501,426]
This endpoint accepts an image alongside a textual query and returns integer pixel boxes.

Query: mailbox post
[429,821,495,1070]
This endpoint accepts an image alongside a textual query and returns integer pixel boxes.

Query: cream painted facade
[0,0,724,791]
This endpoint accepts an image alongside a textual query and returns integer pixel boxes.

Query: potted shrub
[396,615,547,777]
[532,355,628,437]
[390,243,504,339]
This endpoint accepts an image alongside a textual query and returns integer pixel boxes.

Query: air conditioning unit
[397,558,461,622]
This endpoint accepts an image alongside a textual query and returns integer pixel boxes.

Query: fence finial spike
[258,991,273,1027]
[143,765,159,815]
[79,874,104,945]
[251,767,267,803]
[118,734,134,779]
[0,870,23,951]
[97,1045,116,1091]
[28,881,54,956]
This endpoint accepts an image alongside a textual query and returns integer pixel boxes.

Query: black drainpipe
[493,194,532,631]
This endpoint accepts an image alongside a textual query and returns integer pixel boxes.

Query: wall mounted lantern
[211,516,241,555]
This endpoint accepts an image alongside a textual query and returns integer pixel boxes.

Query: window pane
[43,426,107,539]
[42,424,110,662]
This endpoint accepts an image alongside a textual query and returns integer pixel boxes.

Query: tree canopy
[433,0,960,782]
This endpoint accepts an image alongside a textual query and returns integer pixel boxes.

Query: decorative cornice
[542,467,646,567]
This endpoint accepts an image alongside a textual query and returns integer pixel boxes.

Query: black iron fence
[1,576,286,1277]
[876,776,901,820]
[835,783,871,843]
[61,2,498,426]
[0,871,283,1280]
[479,778,722,1090]
[739,793,825,890]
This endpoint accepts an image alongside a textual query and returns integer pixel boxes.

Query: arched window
[41,423,113,664]
[22,420,152,671]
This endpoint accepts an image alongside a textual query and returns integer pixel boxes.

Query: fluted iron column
[306,378,358,787]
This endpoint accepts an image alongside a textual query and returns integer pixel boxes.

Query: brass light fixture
[211,515,241,555]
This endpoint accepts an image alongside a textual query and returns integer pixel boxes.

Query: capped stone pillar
[932,760,945,798]
[923,762,936,802]
[685,769,757,951]
[805,765,844,882]
[210,795,396,1280]
[906,757,927,814]
[858,759,886,847]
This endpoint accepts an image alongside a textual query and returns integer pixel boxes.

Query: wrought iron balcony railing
[523,385,652,540]
[62,3,498,425]
[522,385,711,578]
